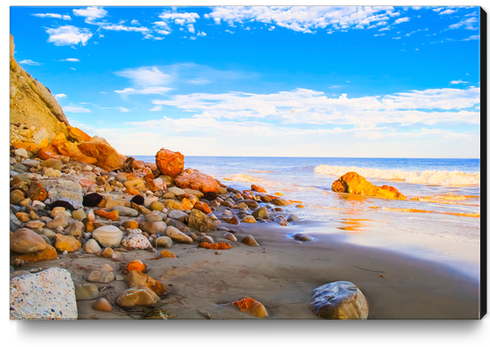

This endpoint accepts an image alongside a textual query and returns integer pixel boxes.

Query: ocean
[134,156,481,281]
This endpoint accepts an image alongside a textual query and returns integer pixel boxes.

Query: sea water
[134,156,481,280]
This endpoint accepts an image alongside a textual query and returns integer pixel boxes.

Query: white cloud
[187,24,195,33]
[205,6,398,33]
[189,79,211,85]
[131,20,140,25]
[119,107,130,112]
[55,94,67,99]
[450,80,469,84]
[439,9,456,15]
[63,105,91,113]
[154,21,172,31]
[46,25,93,46]
[462,35,479,41]
[115,66,173,87]
[73,6,107,23]
[101,24,150,33]
[150,106,162,112]
[19,59,42,66]
[158,11,200,26]
[155,29,171,35]
[449,17,478,30]
[114,87,173,95]
[432,7,444,12]
[197,31,206,36]
[392,37,401,39]
[150,87,480,126]
[394,17,410,24]
[379,27,390,31]
[225,30,235,34]
[58,58,80,62]
[32,13,71,20]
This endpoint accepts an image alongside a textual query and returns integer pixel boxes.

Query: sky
[9,5,481,158]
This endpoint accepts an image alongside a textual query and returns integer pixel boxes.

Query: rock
[149,200,164,211]
[74,283,99,301]
[41,178,83,209]
[10,228,47,253]
[68,126,91,142]
[163,199,183,211]
[293,233,313,241]
[14,148,28,158]
[78,136,126,171]
[112,206,139,217]
[126,260,146,272]
[224,232,237,242]
[168,210,188,219]
[14,244,58,263]
[72,209,87,221]
[124,271,167,296]
[188,209,216,232]
[51,206,71,218]
[116,287,159,307]
[26,181,48,202]
[252,206,269,220]
[121,229,152,249]
[241,215,257,223]
[251,184,267,193]
[272,198,292,206]
[92,298,112,312]
[140,221,167,235]
[240,235,259,247]
[21,159,41,167]
[174,168,220,193]
[160,250,177,258]
[64,222,85,237]
[45,216,71,229]
[154,236,173,248]
[287,214,300,222]
[130,195,145,205]
[54,234,81,252]
[241,199,259,209]
[155,148,185,178]
[84,239,101,254]
[83,193,103,207]
[167,187,186,196]
[10,268,77,320]
[311,281,369,319]
[122,220,139,229]
[165,226,193,244]
[331,172,406,200]
[92,225,123,248]
[40,158,63,171]
[87,270,114,284]
[26,220,45,230]
[200,235,214,244]
[184,188,204,198]
[10,189,26,205]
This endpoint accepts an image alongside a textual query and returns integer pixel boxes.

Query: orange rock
[251,184,267,193]
[123,220,139,229]
[199,242,232,250]
[127,260,146,272]
[92,298,112,312]
[27,181,48,202]
[85,221,95,233]
[78,136,126,171]
[78,177,96,188]
[36,145,63,160]
[180,198,195,210]
[15,244,58,263]
[174,168,220,193]
[52,133,98,164]
[94,209,119,221]
[332,172,406,200]
[126,186,142,196]
[144,174,166,192]
[133,160,145,170]
[124,271,167,296]
[54,234,81,252]
[68,126,91,142]
[155,148,185,178]
[231,297,268,317]
[12,141,37,152]
[193,201,211,214]
[160,250,177,258]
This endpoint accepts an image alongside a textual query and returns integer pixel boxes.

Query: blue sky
[9,5,481,158]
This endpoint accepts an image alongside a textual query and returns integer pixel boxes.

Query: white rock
[84,239,101,254]
[14,148,28,158]
[167,187,186,196]
[10,267,77,320]
[121,229,152,249]
[92,225,123,248]
[165,226,193,244]
[168,210,189,219]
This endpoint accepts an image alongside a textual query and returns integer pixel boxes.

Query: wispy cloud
[45,25,93,46]
[450,80,469,84]
[449,17,478,30]
[32,13,71,20]
[55,94,67,99]
[114,87,173,95]
[394,17,410,25]
[19,59,42,66]
[58,58,80,62]
[115,66,173,87]
[101,24,150,34]
[63,105,91,113]
[462,35,479,41]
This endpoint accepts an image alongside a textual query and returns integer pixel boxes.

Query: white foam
[314,165,480,186]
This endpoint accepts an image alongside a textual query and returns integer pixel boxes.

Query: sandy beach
[12,212,479,320]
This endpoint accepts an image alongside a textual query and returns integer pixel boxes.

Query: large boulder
[174,168,220,194]
[155,148,185,178]
[40,177,84,209]
[311,281,369,319]
[331,172,406,200]
[77,136,126,171]
[188,209,216,232]
[10,267,77,319]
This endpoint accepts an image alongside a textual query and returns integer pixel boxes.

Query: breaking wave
[314,165,480,186]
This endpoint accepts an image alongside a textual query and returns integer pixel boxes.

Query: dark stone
[130,195,144,205]
[203,192,217,201]
[83,193,103,207]
[121,157,135,173]
[49,200,75,211]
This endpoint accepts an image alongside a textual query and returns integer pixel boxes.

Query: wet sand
[16,219,480,320]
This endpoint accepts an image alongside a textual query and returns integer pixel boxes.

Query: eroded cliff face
[10,34,70,152]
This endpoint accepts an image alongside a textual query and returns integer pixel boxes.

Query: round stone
[92,225,123,248]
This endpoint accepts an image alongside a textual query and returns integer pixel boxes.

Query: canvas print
[9,6,482,320]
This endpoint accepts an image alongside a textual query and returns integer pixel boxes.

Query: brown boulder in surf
[332,172,405,200]
[155,148,185,178]
[174,168,220,194]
